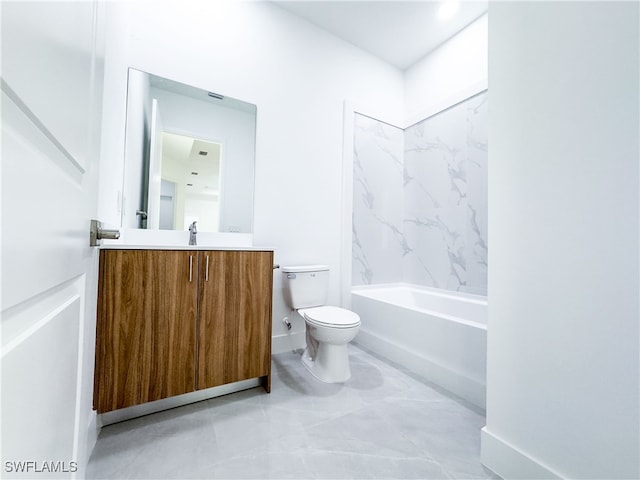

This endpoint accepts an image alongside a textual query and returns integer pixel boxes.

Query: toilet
[282,265,361,383]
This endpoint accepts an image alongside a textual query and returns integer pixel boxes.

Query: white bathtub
[351,284,487,409]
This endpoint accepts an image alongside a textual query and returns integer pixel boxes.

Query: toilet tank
[282,265,329,309]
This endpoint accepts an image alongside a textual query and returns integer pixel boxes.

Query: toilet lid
[302,306,361,328]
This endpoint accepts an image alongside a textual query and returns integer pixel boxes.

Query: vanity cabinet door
[94,249,197,413]
[197,251,273,391]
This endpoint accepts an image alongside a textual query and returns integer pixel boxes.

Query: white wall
[404,13,487,126]
[98,1,404,350]
[482,2,639,479]
[97,2,130,229]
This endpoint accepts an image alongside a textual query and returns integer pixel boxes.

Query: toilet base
[301,343,352,383]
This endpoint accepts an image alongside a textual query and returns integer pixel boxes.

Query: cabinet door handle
[189,255,193,282]
[205,255,210,282]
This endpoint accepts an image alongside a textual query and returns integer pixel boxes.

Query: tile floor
[86,345,498,479]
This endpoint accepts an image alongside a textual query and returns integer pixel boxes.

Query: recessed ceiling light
[438,0,459,21]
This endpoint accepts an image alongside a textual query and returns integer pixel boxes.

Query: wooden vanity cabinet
[197,251,273,392]
[94,249,273,414]
[93,249,197,413]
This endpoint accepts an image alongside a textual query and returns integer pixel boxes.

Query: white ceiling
[273,1,488,70]
[162,132,221,196]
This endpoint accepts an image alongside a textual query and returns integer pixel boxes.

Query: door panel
[94,250,197,413]
[147,99,163,229]
[1,285,81,469]
[197,251,229,389]
[1,1,98,170]
[1,89,89,310]
[197,251,273,390]
[1,3,104,474]
[234,252,273,383]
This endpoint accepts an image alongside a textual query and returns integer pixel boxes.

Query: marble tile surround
[352,92,488,295]
[352,115,405,285]
[86,346,498,479]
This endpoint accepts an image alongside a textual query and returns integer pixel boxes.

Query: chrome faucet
[188,221,197,246]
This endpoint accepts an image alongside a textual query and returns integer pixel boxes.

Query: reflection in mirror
[160,133,221,231]
[122,68,256,233]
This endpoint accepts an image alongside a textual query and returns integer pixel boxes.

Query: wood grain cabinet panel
[94,249,273,414]
[94,250,197,413]
[197,250,273,392]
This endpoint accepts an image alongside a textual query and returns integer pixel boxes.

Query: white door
[147,99,164,230]
[1,2,105,478]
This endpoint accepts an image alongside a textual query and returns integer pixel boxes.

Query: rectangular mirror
[122,68,256,233]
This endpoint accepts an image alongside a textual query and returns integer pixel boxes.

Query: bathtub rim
[351,282,488,330]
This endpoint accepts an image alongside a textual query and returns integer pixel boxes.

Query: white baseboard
[271,331,305,354]
[99,378,261,426]
[85,411,99,457]
[75,411,98,479]
[354,328,486,409]
[481,427,564,479]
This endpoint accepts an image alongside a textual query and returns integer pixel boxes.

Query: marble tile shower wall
[352,92,488,295]
[352,115,405,285]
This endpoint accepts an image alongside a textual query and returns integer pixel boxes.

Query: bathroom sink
[99,228,271,250]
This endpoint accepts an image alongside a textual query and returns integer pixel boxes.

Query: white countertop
[100,244,274,251]
[99,228,273,251]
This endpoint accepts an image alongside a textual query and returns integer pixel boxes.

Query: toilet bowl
[282,265,361,383]
[298,306,361,383]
